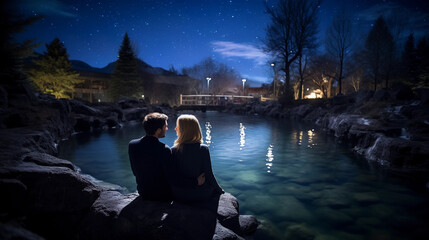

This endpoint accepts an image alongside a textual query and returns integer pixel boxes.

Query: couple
[128,112,224,213]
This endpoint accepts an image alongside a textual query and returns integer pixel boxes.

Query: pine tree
[364,16,394,90]
[1,1,41,86]
[415,36,429,88]
[108,33,142,102]
[28,38,81,99]
[402,33,417,85]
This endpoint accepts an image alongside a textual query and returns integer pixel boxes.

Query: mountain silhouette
[71,59,176,76]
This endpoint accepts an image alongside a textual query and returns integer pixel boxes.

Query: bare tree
[264,0,321,102]
[325,8,354,95]
[182,57,240,95]
[308,54,336,98]
[297,52,310,99]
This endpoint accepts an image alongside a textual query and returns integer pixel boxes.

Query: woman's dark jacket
[169,143,223,202]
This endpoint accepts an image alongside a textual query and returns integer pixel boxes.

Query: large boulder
[0,161,101,240]
[70,99,102,116]
[217,193,240,235]
[78,191,252,240]
[123,108,148,121]
[290,104,314,120]
[0,223,44,240]
[118,97,146,109]
[364,135,429,168]
[0,128,57,163]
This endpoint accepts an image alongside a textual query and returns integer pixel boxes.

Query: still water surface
[58,111,429,240]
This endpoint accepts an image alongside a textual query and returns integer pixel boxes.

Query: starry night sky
[10,0,429,85]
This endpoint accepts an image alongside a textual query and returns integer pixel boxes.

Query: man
[128,112,172,201]
[128,112,205,201]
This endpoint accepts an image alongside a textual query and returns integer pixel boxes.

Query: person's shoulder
[200,144,209,151]
[170,145,178,153]
[129,138,142,146]
[162,143,171,152]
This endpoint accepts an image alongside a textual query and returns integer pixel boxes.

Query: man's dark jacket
[128,135,172,201]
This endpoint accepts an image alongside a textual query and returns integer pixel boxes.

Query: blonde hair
[173,114,203,149]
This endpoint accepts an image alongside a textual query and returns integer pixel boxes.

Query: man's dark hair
[143,112,168,135]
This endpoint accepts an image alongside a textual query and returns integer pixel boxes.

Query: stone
[23,152,75,170]
[118,97,145,109]
[365,135,429,168]
[74,114,93,132]
[79,191,244,240]
[106,115,121,128]
[304,107,328,123]
[290,104,314,120]
[123,108,148,121]
[217,193,240,235]
[3,162,101,213]
[213,222,244,240]
[239,215,259,235]
[0,223,44,240]
[70,99,102,116]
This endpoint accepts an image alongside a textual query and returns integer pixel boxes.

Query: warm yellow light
[307,92,317,99]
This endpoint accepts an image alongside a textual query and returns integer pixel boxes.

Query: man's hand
[197,172,206,186]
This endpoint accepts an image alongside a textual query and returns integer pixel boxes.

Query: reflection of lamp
[206,77,211,92]
[242,78,246,95]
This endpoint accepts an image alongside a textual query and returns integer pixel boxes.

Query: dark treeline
[264,0,429,103]
[3,0,429,104]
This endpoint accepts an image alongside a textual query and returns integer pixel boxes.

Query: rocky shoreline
[225,86,429,174]
[0,84,258,240]
[1,83,428,239]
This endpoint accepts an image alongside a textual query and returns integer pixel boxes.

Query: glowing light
[205,122,212,146]
[304,89,323,99]
[308,129,315,148]
[307,92,317,99]
[266,144,274,173]
[298,131,303,145]
[239,123,246,149]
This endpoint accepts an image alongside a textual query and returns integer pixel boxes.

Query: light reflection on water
[58,111,429,240]
[239,123,246,149]
[265,145,274,173]
[204,122,212,146]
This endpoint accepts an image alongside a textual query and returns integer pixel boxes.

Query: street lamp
[206,77,211,93]
[242,78,247,95]
[270,63,276,97]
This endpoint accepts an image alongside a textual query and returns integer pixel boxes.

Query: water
[58,111,429,240]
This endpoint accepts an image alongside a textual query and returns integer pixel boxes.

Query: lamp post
[270,63,276,97]
[242,78,247,95]
[206,77,211,93]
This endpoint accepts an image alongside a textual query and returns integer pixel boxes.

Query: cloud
[242,74,270,84]
[211,41,268,65]
[16,0,77,18]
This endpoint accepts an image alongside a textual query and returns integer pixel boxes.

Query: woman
[170,114,224,212]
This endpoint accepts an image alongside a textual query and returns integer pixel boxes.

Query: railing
[180,94,254,106]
